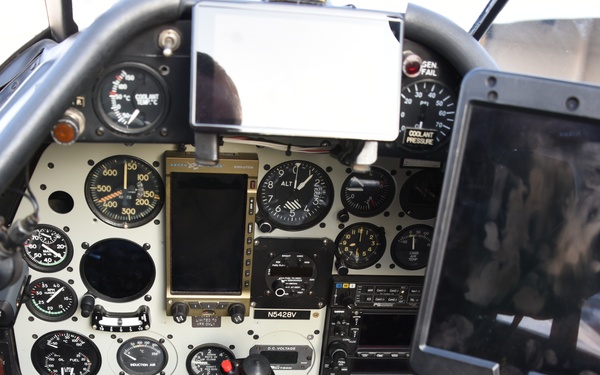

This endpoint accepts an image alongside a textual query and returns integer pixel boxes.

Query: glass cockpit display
[190,1,403,141]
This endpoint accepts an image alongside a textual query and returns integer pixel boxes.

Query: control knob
[229,303,246,324]
[327,341,348,370]
[171,302,189,323]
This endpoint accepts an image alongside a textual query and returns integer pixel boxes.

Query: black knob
[258,221,273,233]
[241,354,274,375]
[80,294,96,318]
[171,302,189,324]
[328,341,348,369]
[335,259,349,276]
[272,280,286,297]
[228,303,246,324]
[337,209,350,223]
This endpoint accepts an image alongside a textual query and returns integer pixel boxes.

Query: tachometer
[25,277,78,322]
[85,155,164,228]
[95,63,168,134]
[258,160,333,231]
[31,331,101,375]
[399,80,457,151]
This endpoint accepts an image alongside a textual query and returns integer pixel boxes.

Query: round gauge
[31,330,101,375]
[341,167,395,217]
[85,155,164,228]
[391,225,433,270]
[23,224,73,272]
[258,160,333,231]
[81,239,155,302]
[117,337,168,375]
[399,80,457,151]
[186,344,235,375]
[25,277,78,322]
[399,169,443,220]
[335,223,386,269]
[95,63,168,134]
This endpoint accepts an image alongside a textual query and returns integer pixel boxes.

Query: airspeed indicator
[85,155,164,228]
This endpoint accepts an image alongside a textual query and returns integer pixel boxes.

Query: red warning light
[402,52,423,78]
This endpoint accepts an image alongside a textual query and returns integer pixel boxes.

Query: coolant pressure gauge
[95,63,168,134]
[399,80,456,151]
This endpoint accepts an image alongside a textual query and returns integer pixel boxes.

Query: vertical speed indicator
[85,155,164,228]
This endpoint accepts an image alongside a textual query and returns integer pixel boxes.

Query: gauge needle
[46,287,64,303]
[124,161,128,189]
[42,244,61,257]
[412,235,416,250]
[127,109,140,125]
[97,190,123,203]
[297,174,313,190]
[124,352,137,361]
[293,163,300,189]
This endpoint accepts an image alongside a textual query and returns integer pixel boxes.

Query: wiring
[223,136,333,154]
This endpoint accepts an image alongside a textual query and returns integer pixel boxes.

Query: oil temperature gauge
[117,337,168,375]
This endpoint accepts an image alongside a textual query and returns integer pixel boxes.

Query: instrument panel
[13,142,437,374]
[9,17,459,375]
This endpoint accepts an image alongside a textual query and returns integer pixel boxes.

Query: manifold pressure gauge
[258,160,333,231]
[23,224,73,272]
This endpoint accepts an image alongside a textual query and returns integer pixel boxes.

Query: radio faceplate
[321,276,423,375]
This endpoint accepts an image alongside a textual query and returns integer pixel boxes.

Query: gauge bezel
[186,343,235,375]
[23,224,73,272]
[398,79,457,152]
[258,160,334,231]
[25,277,78,322]
[84,155,164,228]
[341,166,396,217]
[390,224,433,270]
[117,337,168,375]
[399,169,443,220]
[31,330,101,375]
[94,62,169,135]
[335,223,386,269]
